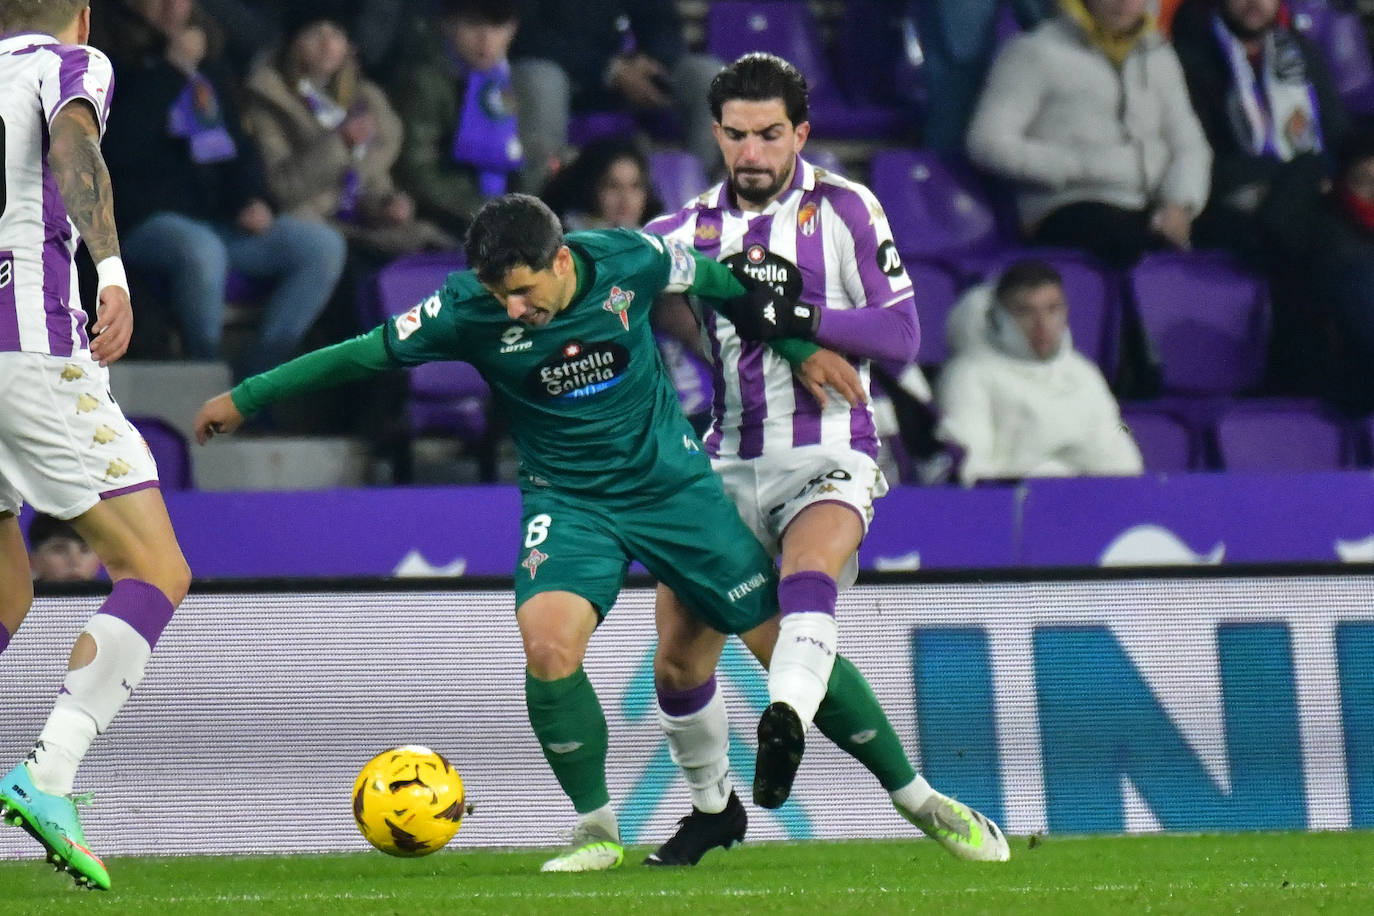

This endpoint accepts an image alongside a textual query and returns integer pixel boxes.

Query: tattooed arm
[48,99,131,365]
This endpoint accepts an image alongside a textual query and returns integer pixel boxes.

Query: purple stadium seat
[1119,407,1196,472]
[706,1,909,139]
[129,416,192,490]
[567,111,639,148]
[906,257,962,365]
[805,146,844,177]
[1127,252,1270,395]
[869,149,1004,261]
[648,150,708,210]
[1292,3,1374,115]
[954,248,1120,377]
[1214,402,1350,471]
[373,253,489,444]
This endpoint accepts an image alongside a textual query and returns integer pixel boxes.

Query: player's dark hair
[465,193,564,285]
[0,0,88,35]
[440,0,517,24]
[708,52,809,127]
[26,512,85,551]
[995,259,1063,305]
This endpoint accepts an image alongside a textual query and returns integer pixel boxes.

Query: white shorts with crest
[712,443,888,590]
[0,351,159,519]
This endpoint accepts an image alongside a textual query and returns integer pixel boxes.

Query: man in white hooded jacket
[936,259,1143,483]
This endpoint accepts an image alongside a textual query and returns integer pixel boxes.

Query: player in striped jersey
[0,0,192,891]
[642,53,1009,866]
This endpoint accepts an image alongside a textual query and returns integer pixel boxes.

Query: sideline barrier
[2,568,1371,857]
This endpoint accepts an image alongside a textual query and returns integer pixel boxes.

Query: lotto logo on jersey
[500,325,532,353]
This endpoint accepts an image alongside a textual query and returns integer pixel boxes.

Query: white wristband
[95,256,129,295]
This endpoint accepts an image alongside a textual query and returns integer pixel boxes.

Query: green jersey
[230,228,818,499]
[386,229,711,497]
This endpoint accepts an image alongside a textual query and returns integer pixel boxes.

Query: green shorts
[512,470,779,634]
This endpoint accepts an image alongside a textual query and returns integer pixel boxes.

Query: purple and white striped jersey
[0,34,114,356]
[646,156,914,461]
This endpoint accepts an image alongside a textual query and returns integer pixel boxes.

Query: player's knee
[522,633,584,680]
[653,646,715,691]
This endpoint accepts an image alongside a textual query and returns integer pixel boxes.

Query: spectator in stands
[1172,0,1350,394]
[390,0,521,238]
[1172,0,1348,264]
[540,136,663,231]
[508,0,721,190]
[97,0,347,381]
[916,0,1056,151]
[27,515,102,583]
[965,0,1212,269]
[540,138,712,430]
[242,3,457,259]
[1292,128,1374,411]
[936,259,1143,484]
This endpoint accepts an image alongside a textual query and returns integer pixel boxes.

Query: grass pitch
[3,832,1372,915]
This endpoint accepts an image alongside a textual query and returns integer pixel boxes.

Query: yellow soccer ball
[352,745,465,857]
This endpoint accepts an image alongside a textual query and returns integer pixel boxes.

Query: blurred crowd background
[38,0,1374,502]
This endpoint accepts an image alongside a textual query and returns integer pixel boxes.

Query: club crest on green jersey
[603,286,634,330]
[522,547,548,579]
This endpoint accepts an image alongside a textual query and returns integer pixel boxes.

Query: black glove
[725,283,821,341]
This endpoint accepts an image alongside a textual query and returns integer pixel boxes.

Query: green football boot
[0,762,110,890]
[540,820,624,873]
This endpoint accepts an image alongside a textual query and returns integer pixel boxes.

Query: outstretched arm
[193,327,396,443]
[48,100,128,365]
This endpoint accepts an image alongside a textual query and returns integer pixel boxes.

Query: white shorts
[0,351,159,519]
[712,444,888,589]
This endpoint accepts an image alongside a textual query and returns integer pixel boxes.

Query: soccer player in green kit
[194,193,838,871]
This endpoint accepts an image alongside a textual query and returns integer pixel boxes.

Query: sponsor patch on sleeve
[877,240,904,277]
[664,237,697,290]
[395,303,423,340]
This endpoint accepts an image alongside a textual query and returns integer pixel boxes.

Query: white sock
[28,707,96,796]
[28,613,151,796]
[578,804,619,841]
[768,611,838,731]
[660,686,732,814]
[890,775,936,818]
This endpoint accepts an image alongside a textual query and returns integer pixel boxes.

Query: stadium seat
[906,257,962,366]
[805,145,845,177]
[373,253,493,470]
[648,149,709,211]
[1126,252,1270,396]
[567,111,639,148]
[368,251,466,328]
[954,248,1120,378]
[869,149,1004,262]
[705,1,910,139]
[1213,402,1351,471]
[1118,407,1197,472]
[129,415,193,490]
[1292,3,1374,115]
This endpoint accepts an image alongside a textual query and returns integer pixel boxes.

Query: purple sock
[778,571,838,618]
[657,675,717,717]
[0,622,10,655]
[99,579,176,648]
